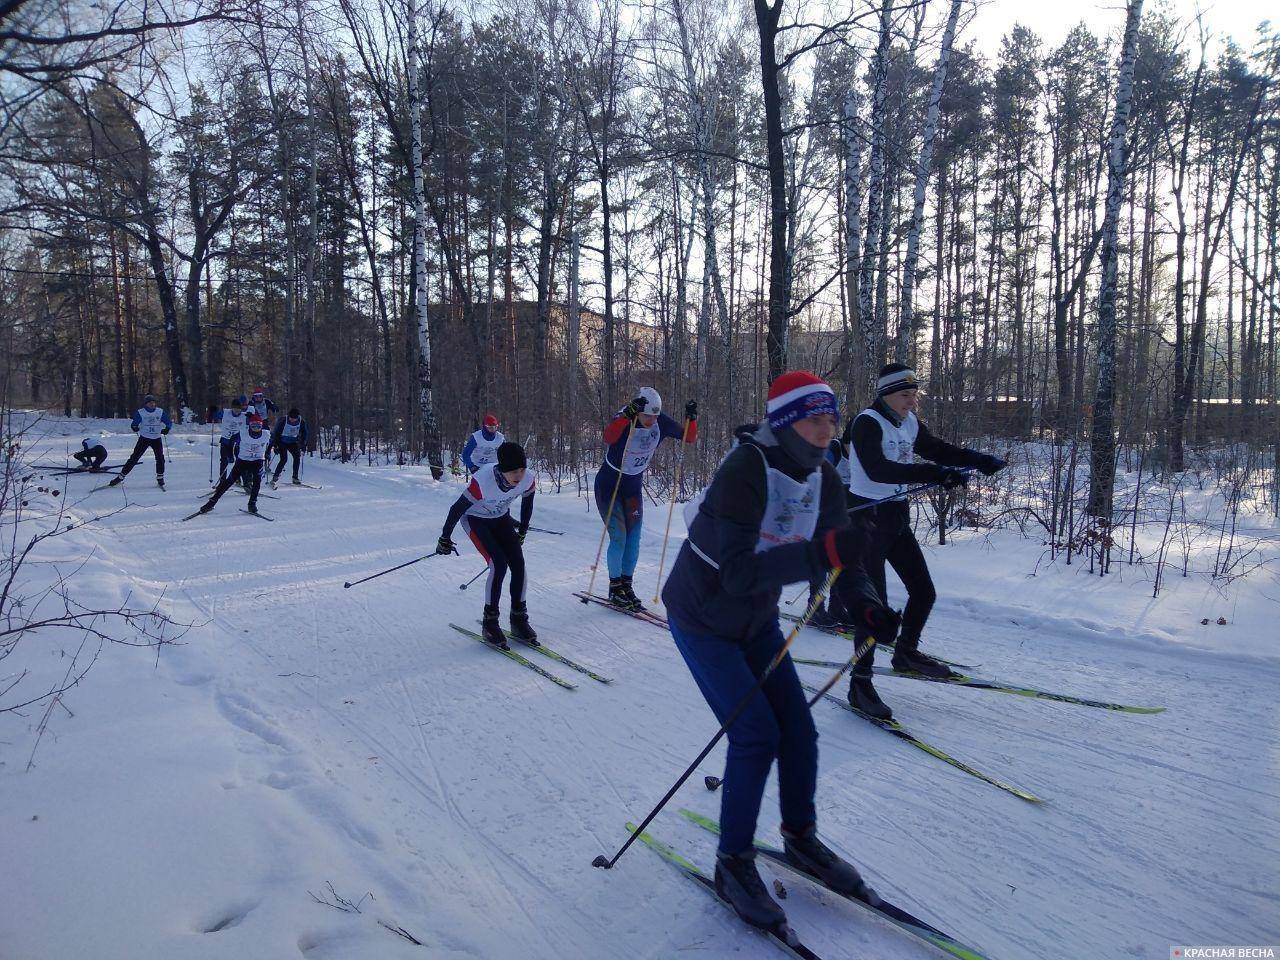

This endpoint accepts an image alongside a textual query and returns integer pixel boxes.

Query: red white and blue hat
[766,371,838,431]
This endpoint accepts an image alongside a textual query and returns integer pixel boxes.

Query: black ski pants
[74,448,107,470]
[119,436,164,478]
[463,514,526,611]
[272,443,301,481]
[208,458,263,509]
[838,499,936,676]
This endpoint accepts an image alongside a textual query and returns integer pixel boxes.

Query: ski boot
[291,477,302,486]
[271,478,279,490]
[891,639,956,679]
[781,824,880,904]
[807,602,842,630]
[199,502,213,515]
[108,476,123,487]
[607,577,634,610]
[481,605,508,650]
[714,849,787,931]
[246,502,258,514]
[156,476,165,489]
[848,675,892,721]
[509,602,539,647]
[617,575,647,612]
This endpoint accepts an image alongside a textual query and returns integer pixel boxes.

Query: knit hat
[482,413,500,430]
[877,362,923,397]
[766,371,838,431]
[496,441,526,472]
[637,387,662,417]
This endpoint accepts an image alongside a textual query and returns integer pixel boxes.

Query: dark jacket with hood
[662,421,877,642]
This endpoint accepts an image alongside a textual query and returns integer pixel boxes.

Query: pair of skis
[780,611,974,669]
[448,624,613,689]
[630,809,991,960]
[182,507,274,522]
[573,592,668,629]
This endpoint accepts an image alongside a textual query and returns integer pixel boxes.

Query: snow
[3,415,1278,960]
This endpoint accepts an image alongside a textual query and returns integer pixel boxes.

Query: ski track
[20,427,1280,959]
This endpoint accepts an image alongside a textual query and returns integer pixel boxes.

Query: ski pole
[343,549,448,589]
[584,413,638,601]
[459,566,486,590]
[651,415,693,605]
[526,525,563,536]
[592,566,842,871]
[209,422,215,483]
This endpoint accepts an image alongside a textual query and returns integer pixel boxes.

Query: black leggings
[74,448,107,469]
[839,502,936,675]
[119,437,164,477]
[208,458,263,508]
[463,514,526,611]
[272,444,301,480]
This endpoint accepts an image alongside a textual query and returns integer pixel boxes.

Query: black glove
[976,454,1006,477]
[858,603,900,645]
[131,424,139,433]
[684,400,698,421]
[818,525,869,570]
[161,427,169,435]
[936,467,968,490]
[437,535,455,556]
[516,527,527,545]
[621,396,648,421]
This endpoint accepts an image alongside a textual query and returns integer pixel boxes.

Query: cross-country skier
[594,387,697,611]
[461,414,504,474]
[109,395,171,488]
[837,362,1007,720]
[270,407,309,486]
[437,441,537,651]
[73,438,108,471]
[661,370,898,932]
[807,436,854,628]
[200,415,270,514]
[215,396,248,481]
[247,387,277,427]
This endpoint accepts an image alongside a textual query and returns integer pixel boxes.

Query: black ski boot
[199,502,213,514]
[247,502,258,514]
[108,476,123,487]
[781,824,880,904]
[618,575,647,612]
[807,602,842,630]
[156,476,165,489]
[848,675,893,721]
[509,602,539,647]
[292,477,301,485]
[891,640,956,679]
[481,605,508,649]
[714,849,787,931]
[607,577,633,610]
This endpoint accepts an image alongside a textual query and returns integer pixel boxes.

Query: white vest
[466,465,534,519]
[847,408,919,500]
[237,426,271,462]
[220,409,247,440]
[136,407,167,439]
[609,422,663,476]
[685,444,823,569]
[279,419,303,442]
[470,429,504,467]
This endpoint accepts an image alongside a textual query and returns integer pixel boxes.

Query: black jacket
[662,422,877,642]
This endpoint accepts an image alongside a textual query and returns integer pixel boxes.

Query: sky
[969,0,1273,57]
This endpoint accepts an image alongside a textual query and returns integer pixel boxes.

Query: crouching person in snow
[201,416,270,515]
[660,370,899,932]
[437,441,537,651]
[110,394,171,488]
[73,437,108,471]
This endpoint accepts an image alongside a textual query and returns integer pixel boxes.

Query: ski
[89,481,121,493]
[180,510,205,522]
[526,525,563,535]
[449,624,576,690]
[201,488,279,501]
[793,658,1163,714]
[239,509,274,521]
[625,823,823,960]
[781,612,975,670]
[678,809,992,960]
[801,683,1042,803]
[573,592,668,629]
[497,628,613,684]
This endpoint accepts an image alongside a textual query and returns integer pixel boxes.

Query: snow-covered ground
[3,416,1278,960]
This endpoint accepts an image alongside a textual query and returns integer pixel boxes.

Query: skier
[461,413,504,474]
[73,438,108,471]
[838,362,1007,720]
[661,370,898,932]
[807,436,854,628]
[593,387,697,611]
[270,407,309,487]
[215,396,248,480]
[437,441,537,651]
[110,395,171,488]
[200,415,270,515]
[247,387,277,427]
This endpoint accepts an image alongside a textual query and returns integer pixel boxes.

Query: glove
[621,396,648,420]
[684,400,698,421]
[858,603,900,645]
[976,454,1006,477]
[437,535,455,556]
[161,428,169,435]
[516,527,527,545]
[936,467,968,490]
[131,424,139,433]
[818,525,869,570]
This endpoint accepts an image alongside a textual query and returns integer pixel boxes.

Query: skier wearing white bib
[215,396,248,480]
[837,362,1007,720]
[461,414,504,474]
[110,395,171,488]
[438,441,538,650]
[270,408,309,485]
[200,416,270,514]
